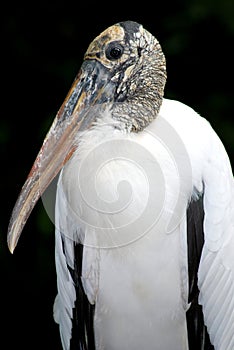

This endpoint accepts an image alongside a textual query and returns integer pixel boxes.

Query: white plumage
[53,98,234,349]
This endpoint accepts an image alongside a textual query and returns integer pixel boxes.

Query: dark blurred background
[1,0,234,349]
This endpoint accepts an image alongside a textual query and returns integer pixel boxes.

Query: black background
[1,1,234,349]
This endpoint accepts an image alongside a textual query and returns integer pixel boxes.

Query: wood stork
[8,21,234,350]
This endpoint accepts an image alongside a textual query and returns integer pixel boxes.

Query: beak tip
[7,218,19,254]
[7,233,16,254]
[8,241,15,254]
[9,247,15,254]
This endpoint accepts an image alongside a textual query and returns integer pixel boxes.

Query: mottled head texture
[85,20,167,132]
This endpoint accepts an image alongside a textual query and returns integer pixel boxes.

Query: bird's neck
[112,50,167,132]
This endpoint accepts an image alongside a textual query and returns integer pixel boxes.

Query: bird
[7,20,234,350]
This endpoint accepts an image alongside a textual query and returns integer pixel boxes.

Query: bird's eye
[105,42,124,60]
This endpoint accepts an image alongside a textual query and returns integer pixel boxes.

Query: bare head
[7,21,167,252]
[84,21,167,131]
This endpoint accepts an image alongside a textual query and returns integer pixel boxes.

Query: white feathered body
[54,99,234,350]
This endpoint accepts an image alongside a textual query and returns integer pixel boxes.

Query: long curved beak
[7,59,113,253]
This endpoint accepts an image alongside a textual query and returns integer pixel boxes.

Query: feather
[54,178,96,350]
[197,115,234,350]
[186,192,214,350]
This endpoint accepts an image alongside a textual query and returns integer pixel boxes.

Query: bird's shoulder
[160,98,208,131]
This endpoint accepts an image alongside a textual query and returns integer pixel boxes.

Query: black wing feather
[186,192,214,350]
[61,237,96,350]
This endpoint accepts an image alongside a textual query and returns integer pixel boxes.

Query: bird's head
[7,21,167,252]
[81,20,167,131]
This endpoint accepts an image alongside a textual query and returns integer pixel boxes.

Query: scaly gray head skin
[7,21,167,252]
[84,21,167,131]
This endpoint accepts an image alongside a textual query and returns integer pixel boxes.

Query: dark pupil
[110,47,122,59]
[106,42,123,60]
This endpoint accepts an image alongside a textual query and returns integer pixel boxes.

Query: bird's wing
[197,120,234,350]
[160,99,234,349]
[186,193,214,350]
[53,172,97,350]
